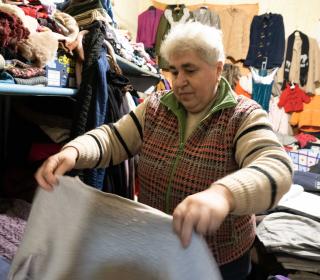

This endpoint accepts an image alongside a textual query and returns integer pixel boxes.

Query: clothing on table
[257,212,320,261]
[293,170,320,192]
[294,133,318,148]
[8,176,222,280]
[65,77,293,265]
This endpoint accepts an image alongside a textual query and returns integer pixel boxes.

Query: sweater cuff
[213,172,264,216]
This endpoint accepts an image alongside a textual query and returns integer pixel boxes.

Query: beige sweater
[218,7,251,61]
[276,36,320,95]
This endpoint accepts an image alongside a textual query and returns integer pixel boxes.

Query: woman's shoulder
[235,94,262,111]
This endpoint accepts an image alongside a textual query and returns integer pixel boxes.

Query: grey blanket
[8,176,221,280]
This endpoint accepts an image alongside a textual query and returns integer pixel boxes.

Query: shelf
[116,55,161,92]
[0,83,77,97]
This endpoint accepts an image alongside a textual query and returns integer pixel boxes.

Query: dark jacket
[244,13,285,69]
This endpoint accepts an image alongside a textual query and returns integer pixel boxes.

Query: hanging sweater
[218,7,251,61]
[136,7,163,48]
[64,78,293,265]
[276,34,320,95]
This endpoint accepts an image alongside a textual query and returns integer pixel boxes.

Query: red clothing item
[278,83,311,113]
[294,133,318,148]
[20,5,48,19]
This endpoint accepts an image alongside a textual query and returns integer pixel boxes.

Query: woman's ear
[216,61,224,78]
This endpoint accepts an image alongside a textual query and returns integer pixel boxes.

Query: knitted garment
[14,76,47,86]
[6,59,45,78]
[0,199,31,261]
[138,92,259,265]
[0,11,29,51]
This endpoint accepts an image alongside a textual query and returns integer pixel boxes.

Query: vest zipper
[165,134,185,213]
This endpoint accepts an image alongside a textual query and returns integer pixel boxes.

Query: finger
[40,157,60,188]
[35,166,53,192]
[180,211,196,248]
[172,206,184,235]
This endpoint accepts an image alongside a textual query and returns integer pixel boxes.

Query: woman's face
[168,50,223,113]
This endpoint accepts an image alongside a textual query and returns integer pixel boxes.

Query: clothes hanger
[148,5,155,11]
[174,4,181,12]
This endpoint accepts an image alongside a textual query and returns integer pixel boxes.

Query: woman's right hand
[34,147,79,191]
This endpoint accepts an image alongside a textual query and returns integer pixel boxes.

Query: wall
[113,0,320,42]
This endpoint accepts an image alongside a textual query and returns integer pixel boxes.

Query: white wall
[259,0,320,38]
[113,0,320,41]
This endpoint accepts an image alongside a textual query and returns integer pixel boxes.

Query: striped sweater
[65,78,293,265]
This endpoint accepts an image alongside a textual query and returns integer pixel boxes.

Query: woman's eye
[186,69,196,74]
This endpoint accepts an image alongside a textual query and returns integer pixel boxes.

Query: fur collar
[164,8,191,27]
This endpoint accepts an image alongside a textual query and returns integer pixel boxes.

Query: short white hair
[160,21,225,66]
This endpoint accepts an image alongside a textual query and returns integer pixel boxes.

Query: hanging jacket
[155,5,192,69]
[245,13,285,69]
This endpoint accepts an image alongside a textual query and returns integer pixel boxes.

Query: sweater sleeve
[63,98,149,169]
[212,108,293,215]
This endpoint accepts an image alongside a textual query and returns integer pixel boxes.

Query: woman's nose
[175,72,188,87]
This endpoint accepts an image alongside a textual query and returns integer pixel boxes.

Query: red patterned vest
[138,89,260,265]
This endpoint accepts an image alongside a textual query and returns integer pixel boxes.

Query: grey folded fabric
[293,171,320,192]
[9,176,221,280]
[257,212,320,261]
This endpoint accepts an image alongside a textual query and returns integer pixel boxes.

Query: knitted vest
[138,91,260,265]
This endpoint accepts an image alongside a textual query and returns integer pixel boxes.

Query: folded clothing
[293,171,320,192]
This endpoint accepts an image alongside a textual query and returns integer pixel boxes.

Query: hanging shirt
[192,7,220,28]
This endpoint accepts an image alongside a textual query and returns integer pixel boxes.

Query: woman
[35,22,293,279]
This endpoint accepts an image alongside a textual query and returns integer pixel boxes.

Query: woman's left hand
[172,185,234,248]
